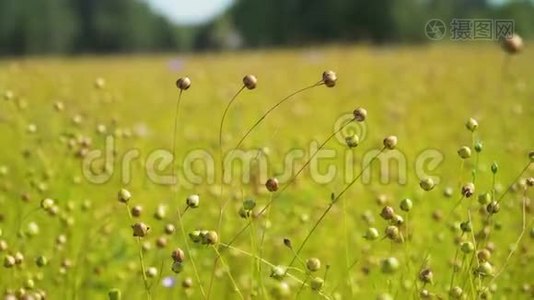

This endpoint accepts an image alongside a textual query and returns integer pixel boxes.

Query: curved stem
[232,81,322,151]
[211,245,244,300]
[223,118,354,248]
[287,147,386,269]
[496,161,531,204]
[171,90,206,299]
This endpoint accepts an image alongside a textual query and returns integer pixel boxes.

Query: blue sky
[145,0,233,25]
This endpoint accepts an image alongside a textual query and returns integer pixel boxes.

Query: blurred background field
[0,0,534,299]
[1,44,533,299]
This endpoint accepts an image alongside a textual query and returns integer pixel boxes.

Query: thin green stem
[496,161,531,204]
[125,204,151,300]
[223,118,354,248]
[491,187,528,283]
[218,243,331,299]
[232,81,322,151]
[171,90,206,298]
[211,246,244,300]
[287,147,386,269]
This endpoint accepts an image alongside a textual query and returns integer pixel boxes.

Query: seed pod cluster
[189,230,218,245]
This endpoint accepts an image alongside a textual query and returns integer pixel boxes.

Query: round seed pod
[385,225,400,241]
[419,178,436,192]
[461,242,475,254]
[131,223,150,238]
[459,221,471,233]
[418,268,433,284]
[156,236,167,248]
[486,201,500,214]
[322,71,337,87]
[146,267,158,278]
[164,224,175,235]
[238,207,251,219]
[108,289,121,300]
[4,255,15,268]
[476,261,494,277]
[466,118,479,132]
[501,34,523,55]
[182,277,193,288]
[94,77,106,89]
[118,189,131,203]
[171,248,185,263]
[400,198,413,212]
[478,193,491,205]
[270,265,287,280]
[23,279,34,290]
[364,227,379,241]
[3,90,14,101]
[205,231,218,245]
[491,162,498,174]
[443,187,454,198]
[477,249,491,262]
[35,255,48,267]
[154,205,167,220]
[40,198,55,210]
[377,293,394,300]
[381,257,400,274]
[171,261,183,274]
[176,77,191,90]
[243,75,257,90]
[283,238,292,248]
[383,136,398,150]
[526,177,534,187]
[243,198,256,211]
[474,142,483,153]
[391,215,404,226]
[380,206,395,220]
[131,205,143,217]
[457,146,472,159]
[14,252,24,264]
[353,107,367,122]
[345,135,359,148]
[461,183,475,198]
[189,231,202,243]
[450,286,463,299]
[265,178,279,192]
[306,258,321,272]
[186,194,200,208]
[310,277,324,291]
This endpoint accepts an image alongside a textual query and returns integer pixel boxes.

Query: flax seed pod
[176,77,191,90]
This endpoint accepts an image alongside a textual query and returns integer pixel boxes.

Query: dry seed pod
[322,70,337,87]
[243,75,257,90]
[501,34,523,55]
[176,77,191,90]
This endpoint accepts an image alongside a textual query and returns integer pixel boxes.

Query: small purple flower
[162,276,175,288]
[168,58,185,72]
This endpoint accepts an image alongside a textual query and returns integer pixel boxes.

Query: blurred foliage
[0,0,193,55]
[0,0,533,55]
[230,0,534,46]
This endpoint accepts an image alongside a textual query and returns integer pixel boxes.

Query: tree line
[0,0,533,55]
